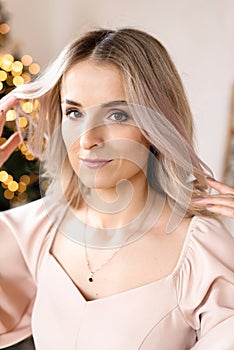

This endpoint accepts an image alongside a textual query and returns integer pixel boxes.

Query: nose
[80,125,104,150]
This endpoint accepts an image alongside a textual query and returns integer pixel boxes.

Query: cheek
[61,119,82,152]
[112,137,149,173]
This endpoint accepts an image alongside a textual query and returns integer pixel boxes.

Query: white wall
[3,0,234,230]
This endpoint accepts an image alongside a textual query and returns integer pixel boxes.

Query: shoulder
[188,215,233,260]
[190,215,233,237]
[175,215,234,333]
[0,197,64,278]
[0,197,47,222]
[0,196,63,235]
[176,215,234,286]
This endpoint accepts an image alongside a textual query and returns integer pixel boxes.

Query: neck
[81,172,150,229]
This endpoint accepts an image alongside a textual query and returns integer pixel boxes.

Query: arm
[177,217,234,349]
[0,219,36,348]
[0,95,36,348]
[0,95,21,167]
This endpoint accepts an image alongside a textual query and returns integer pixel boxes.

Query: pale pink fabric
[0,199,233,349]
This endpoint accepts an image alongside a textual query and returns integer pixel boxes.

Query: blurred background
[0,1,233,348]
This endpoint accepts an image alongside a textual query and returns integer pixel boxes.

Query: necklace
[83,190,160,283]
[83,211,124,282]
[84,240,121,283]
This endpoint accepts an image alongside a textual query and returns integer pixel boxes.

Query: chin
[79,177,119,189]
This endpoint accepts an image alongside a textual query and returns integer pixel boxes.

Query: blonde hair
[10,27,212,216]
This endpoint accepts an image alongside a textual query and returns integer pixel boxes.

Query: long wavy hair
[9,27,212,216]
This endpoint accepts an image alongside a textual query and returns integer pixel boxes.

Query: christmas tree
[0,1,41,210]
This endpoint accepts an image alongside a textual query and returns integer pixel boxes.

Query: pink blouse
[0,198,233,349]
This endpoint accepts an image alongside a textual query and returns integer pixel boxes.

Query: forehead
[61,60,126,109]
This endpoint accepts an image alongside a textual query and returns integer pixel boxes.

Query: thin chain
[83,190,157,283]
[83,216,122,282]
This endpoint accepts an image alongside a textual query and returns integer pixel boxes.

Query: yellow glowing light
[2,54,14,62]
[1,182,8,189]
[11,70,22,77]
[0,82,3,91]
[40,180,49,192]
[33,99,40,110]
[20,175,30,185]
[29,63,40,75]
[13,76,24,86]
[21,55,33,66]
[4,189,14,200]
[12,61,23,73]
[1,54,14,72]
[3,174,13,185]
[6,109,16,121]
[21,72,31,83]
[0,137,6,145]
[0,70,7,81]
[1,62,12,72]
[0,23,10,35]
[20,145,28,154]
[8,181,19,192]
[0,170,8,182]
[26,154,35,161]
[22,101,33,113]
[19,116,28,128]
[18,192,28,202]
[18,181,27,193]
[6,76,13,86]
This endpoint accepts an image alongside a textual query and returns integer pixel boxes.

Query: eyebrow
[61,99,128,109]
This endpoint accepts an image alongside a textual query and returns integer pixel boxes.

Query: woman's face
[60,59,150,189]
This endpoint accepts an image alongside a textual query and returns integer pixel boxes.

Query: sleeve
[0,217,36,348]
[0,199,56,348]
[176,217,234,350]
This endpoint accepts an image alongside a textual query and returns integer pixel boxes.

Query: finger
[192,194,234,207]
[0,95,19,136]
[206,204,234,220]
[0,132,21,167]
[0,95,18,112]
[206,177,234,195]
[0,109,5,136]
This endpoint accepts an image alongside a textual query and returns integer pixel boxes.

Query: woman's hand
[0,95,21,168]
[192,178,234,220]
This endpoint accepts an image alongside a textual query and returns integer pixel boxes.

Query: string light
[0,6,41,208]
[22,101,34,113]
[8,180,19,192]
[6,109,16,121]
[20,175,30,185]
[0,70,7,81]
[3,174,13,185]
[0,170,8,182]
[18,181,27,193]
[4,189,14,200]
[13,75,24,86]
[21,54,32,66]
[29,63,40,75]
[0,23,10,35]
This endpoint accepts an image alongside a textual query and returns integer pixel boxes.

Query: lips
[80,158,112,169]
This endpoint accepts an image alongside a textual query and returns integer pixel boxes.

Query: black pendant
[89,277,93,282]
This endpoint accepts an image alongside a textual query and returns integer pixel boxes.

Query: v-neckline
[48,216,197,304]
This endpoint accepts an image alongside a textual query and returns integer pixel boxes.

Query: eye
[107,111,129,123]
[65,108,83,120]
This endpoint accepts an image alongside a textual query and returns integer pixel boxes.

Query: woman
[0,28,233,349]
